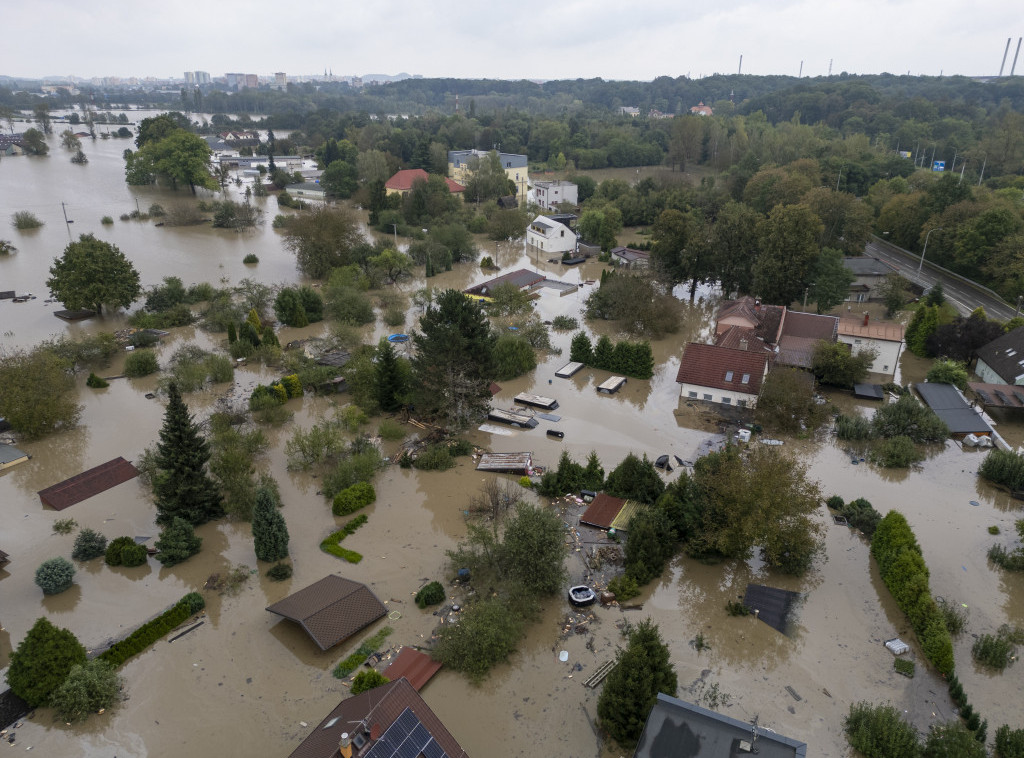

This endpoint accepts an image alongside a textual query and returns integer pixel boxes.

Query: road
[864,238,1019,321]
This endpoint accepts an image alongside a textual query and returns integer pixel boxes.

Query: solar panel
[996,390,1011,405]
[363,708,449,758]
[1014,390,1024,405]
[976,389,992,404]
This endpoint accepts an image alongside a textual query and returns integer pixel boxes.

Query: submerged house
[975,326,1024,385]
[676,343,769,409]
[837,316,904,377]
[287,677,469,758]
[526,215,577,255]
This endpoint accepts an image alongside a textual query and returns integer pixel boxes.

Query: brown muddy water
[1,127,1023,758]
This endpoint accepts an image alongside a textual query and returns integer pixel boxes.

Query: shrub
[415,581,446,608]
[377,418,405,440]
[926,359,969,390]
[13,211,43,230]
[551,315,579,331]
[924,721,986,758]
[871,512,954,675]
[843,701,922,758]
[243,253,259,264]
[49,659,122,722]
[894,658,915,677]
[332,627,393,678]
[35,556,76,594]
[72,528,108,560]
[332,481,376,517]
[124,349,159,377]
[281,374,303,398]
[6,618,87,707]
[726,600,752,616]
[252,487,290,562]
[871,435,923,468]
[936,598,968,635]
[995,725,1024,758]
[320,515,368,562]
[101,216,114,225]
[493,334,537,380]
[518,475,532,488]
[979,449,1024,491]
[351,670,390,695]
[105,536,147,567]
[86,372,109,388]
[826,495,845,510]
[413,444,456,471]
[154,517,202,566]
[607,574,640,601]
[872,393,949,442]
[432,596,526,683]
[267,562,293,581]
[98,593,202,667]
[836,414,873,440]
[322,448,383,498]
[53,517,78,535]
[972,632,1016,670]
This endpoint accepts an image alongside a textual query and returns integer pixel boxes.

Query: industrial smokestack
[738,55,743,75]
[1012,37,1023,76]
[1000,37,1012,76]
[798,60,803,77]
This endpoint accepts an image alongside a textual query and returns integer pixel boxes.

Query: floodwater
[1,123,1023,758]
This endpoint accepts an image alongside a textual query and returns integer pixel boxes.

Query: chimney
[338,733,352,758]
[863,312,869,327]
[739,337,748,351]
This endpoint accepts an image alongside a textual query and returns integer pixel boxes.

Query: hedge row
[871,512,954,675]
[332,626,393,678]
[99,592,205,668]
[320,515,367,563]
[332,481,376,517]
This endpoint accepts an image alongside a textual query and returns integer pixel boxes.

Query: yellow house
[447,149,529,201]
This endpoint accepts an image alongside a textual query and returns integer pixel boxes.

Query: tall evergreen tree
[6,617,87,707]
[375,338,408,412]
[152,383,223,526]
[252,486,289,562]
[412,289,496,431]
[597,619,677,747]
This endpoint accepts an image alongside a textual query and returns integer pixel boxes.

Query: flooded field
[1,127,1023,757]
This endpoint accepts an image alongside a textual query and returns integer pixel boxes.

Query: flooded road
[2,123,1023,758]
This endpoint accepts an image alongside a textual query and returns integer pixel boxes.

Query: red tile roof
[714,326,773,355]
[381,646,443,691]
[266,575,387,651]
[384,168,465,194]
[838,318,905,341]
[675,343,768,395]
[37,457,139,510]
[580,493,626,530]
[287,678,469,758]
[716,296,784,344]
[776,312,838,368]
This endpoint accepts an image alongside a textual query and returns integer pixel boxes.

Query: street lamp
[917,227,942,274]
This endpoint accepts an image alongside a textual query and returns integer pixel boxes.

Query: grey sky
[8,0,1023,81]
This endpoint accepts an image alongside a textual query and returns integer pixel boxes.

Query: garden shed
[266,575,387,651]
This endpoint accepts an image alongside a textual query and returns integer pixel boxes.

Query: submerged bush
[843,701,922,758]
[72,528,108,561]
[49,659,122,722]
[415,581,446,608]
[35,557,76,595]
[124,349,159,377]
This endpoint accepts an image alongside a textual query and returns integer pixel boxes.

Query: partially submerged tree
[252,486,289,562]
[46,234,141,313]
[153,517,203,566]
[152,383,224,526]
[597,620,677,748]
[0,346,81,439]
[6,617,87,707]
[282,206,366,278]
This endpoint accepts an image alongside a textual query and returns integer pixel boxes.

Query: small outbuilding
[0,443,30,471]
[37,457,139,510]
[266,575,387,651]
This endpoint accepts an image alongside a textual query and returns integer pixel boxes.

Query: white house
[975,326,1024,385]
[526,216,577,255]
[533,180,578,211]
[290,182,327,201]
[837,317,904,377]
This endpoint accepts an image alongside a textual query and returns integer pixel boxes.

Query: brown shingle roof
[266,575,387,651]
[714,326,773,355]
[837,318,905,342]
[716,296,784,344]
[675,343,768,395]
[776,312,838,368]
[287,678,469,758]
[37,457,139,510]
[381,646,443,691]
[580,493,626,530]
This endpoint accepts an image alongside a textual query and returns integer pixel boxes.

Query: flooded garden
[0,117,1022,757]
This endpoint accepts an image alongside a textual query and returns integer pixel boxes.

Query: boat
[568,585,596,607]
[654,455,669,469]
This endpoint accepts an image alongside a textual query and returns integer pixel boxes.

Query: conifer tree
[152,382,224,526]
[570,332,593,364]
[597,619,677,747]
[375,337,408,412]
[154,517,202,566]
[6,617,87,707]
[252,486,289,562]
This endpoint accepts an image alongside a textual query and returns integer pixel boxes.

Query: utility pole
[917,227,942,274]
[61,201,72,242]
[1000,37,1012,76]
[978,155,987,186]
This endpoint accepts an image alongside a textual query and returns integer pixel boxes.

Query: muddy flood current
[2,123,1023,757]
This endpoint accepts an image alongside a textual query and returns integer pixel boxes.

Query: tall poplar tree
[152,383,223,526]
[375,338,408,413]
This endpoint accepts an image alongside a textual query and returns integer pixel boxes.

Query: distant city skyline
[3,0,1022,82]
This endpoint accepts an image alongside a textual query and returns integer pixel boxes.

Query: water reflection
[41,582,83,613]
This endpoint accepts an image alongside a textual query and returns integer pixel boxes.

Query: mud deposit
[1,130,1022,757]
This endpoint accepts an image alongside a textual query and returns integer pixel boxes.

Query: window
[703,393,712,401]
[724,371,734,382]
[738,399,747,408]
[854,339,862,344]
[741,373,750,384]
[688,391,697,399]
[722,397,732,405]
